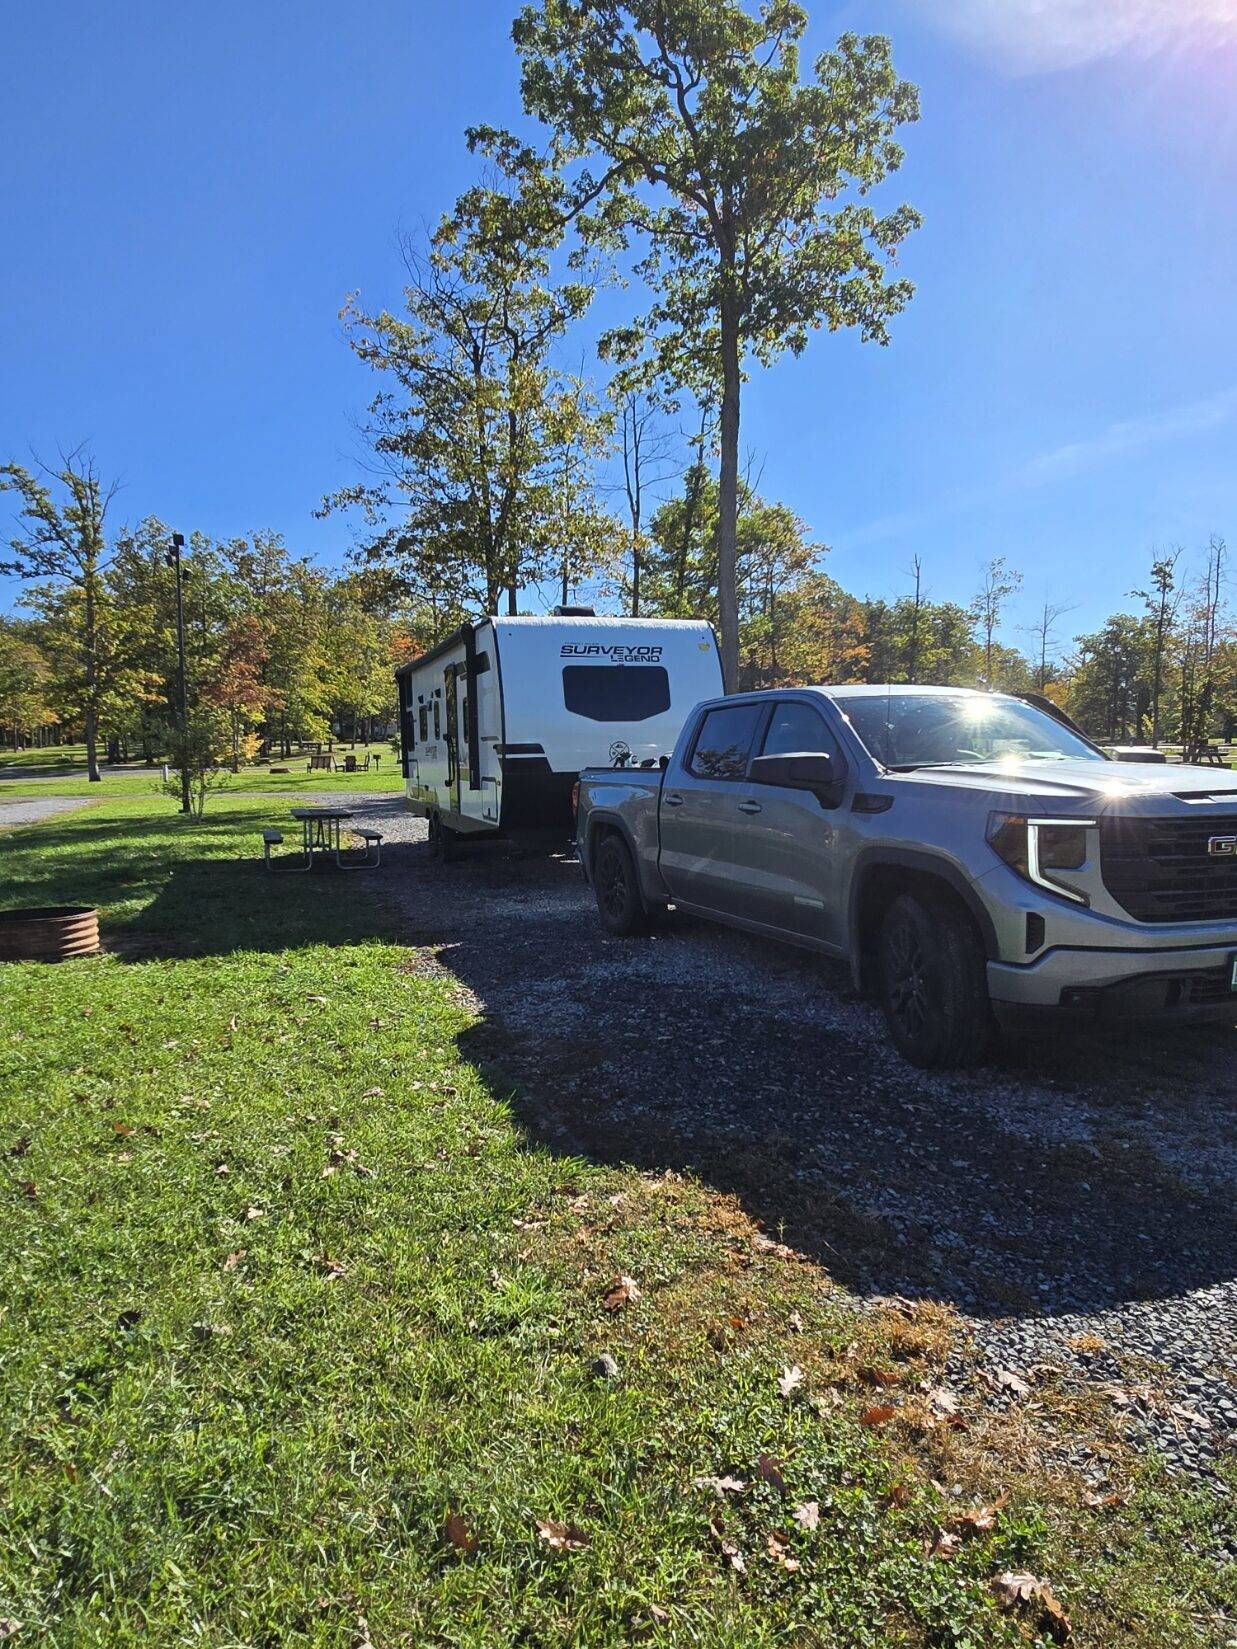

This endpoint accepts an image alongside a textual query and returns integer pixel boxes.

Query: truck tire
[877,890,993,1068]
[592,833,649,937]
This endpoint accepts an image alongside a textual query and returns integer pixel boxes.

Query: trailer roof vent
[552,604,596,617]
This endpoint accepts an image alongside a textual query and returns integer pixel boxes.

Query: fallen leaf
[8,1137,31,1158]
[787,1311,804,1333]
[858,1366,901,1388]
[993,1367,1031,1398]
[444,1512,478,1556]
[709,1514,746,1573]
[113,1123,135,1138]
[0,1619,19,1641]
[954,1493,1009,1537]
[213,1161,229,1177]
[989,1572,1071,1643]
[536,1517,589,1551]
[884,1482,911,1508]
[1082,1487,1129,1509]
[305,994,329,1003]
[244,1206,265,1222]
[766,1529,800,1572]
[222,1250,246,1273]
[694,1474,746,1496]
[19,1181,37,1199]
[1170,1403,1211,1429]
[361,1087,384,1099]
[792,1499,820,1530]
[592,1353,620,1380]
[859,1405,896,1427]
[927,1386,959,1417]
[602,1275,642,1312]
[314,1254,348,1279]
[752,1232,795,1259]
[778,1365,804,1398]
[756,1453,788,1495]
[924,1527,962,1559]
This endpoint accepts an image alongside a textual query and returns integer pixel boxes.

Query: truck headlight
[986,814,1095,905]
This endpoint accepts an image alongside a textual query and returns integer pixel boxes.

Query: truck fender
[848,847,998,992]
[584,808,665,907]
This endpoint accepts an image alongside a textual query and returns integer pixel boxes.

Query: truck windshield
[830,692,1103,770]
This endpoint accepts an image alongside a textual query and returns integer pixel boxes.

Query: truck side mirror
[748,751,841,805]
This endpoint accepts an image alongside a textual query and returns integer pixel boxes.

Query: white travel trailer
[396,611,722,852]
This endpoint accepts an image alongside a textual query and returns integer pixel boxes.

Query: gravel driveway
[335,795,1237,1482]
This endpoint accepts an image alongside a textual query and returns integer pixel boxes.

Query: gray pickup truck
[575,684,1237,1067]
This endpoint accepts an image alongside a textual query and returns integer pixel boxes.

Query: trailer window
[562,665,671,722]
[433,697,441,739]
[418,703,428,742]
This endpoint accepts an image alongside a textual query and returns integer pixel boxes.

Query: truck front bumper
[988,943,1237,1027]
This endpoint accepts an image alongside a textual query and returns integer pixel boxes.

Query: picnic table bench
[260,809,383,872]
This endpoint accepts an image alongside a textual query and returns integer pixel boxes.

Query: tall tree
[1133,550,1183,746]
[478,4,920,689]
[326,183,599,616]
[0,451,117,780]
[971,556,1023,689]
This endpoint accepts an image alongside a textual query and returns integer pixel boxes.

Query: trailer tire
[592,832,649,937]
[877,889,993,1069]
[428,811,459,863]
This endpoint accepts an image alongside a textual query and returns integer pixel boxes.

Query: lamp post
[167,532,190,815]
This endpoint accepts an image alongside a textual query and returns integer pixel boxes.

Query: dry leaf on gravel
[1082,1487,1129,1509]
[792,1500,820,1530]
[992,1367,1032,1398]
[777,1365,804,1398]
[752,1232,795,1259]
[989,1572,1071,1642]
[536,1518,590,1552]
[858,1366,900,1388]
[443,1512,478,1556]
[602,1275,642,1311]
[927,1385,959,1417]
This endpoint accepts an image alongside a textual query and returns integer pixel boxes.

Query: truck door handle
[738,800,762,815]
[663,792,684,808]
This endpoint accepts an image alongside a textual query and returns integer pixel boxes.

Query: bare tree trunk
[716,287,741,693]
[83,570,101,782]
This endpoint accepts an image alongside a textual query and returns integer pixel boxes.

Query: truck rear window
[562,665,671,722]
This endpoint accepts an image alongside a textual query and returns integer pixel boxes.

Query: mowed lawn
[1,799,1233,1646]
[0,743,402,799]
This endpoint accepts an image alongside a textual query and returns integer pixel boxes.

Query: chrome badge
[1208,834,1237,856]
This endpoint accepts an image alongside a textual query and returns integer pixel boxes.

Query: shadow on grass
[10,808,1237,1323]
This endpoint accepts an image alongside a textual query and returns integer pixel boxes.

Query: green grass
[0,744,402,798]
[1,797,1233,1647]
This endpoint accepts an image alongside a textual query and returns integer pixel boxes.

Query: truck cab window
[689,703,765,780]
[760,701,839,761]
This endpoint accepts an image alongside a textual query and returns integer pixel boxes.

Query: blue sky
[3,0,1236,656]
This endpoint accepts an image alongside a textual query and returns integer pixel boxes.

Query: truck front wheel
[878,890,993,1068]
[592,833,649,938]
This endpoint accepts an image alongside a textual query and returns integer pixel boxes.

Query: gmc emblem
[1208,834,1237,856]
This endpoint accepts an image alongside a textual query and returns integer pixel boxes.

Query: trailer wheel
[592,833,649,937]
[428,811,459,863]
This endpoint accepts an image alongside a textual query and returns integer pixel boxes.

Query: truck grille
[1100,815,1237,923]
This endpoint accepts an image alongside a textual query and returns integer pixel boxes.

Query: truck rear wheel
[593,833,649,937]
[878,890,993,1068]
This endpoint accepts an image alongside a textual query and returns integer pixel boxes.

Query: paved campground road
[0,796,92,832]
